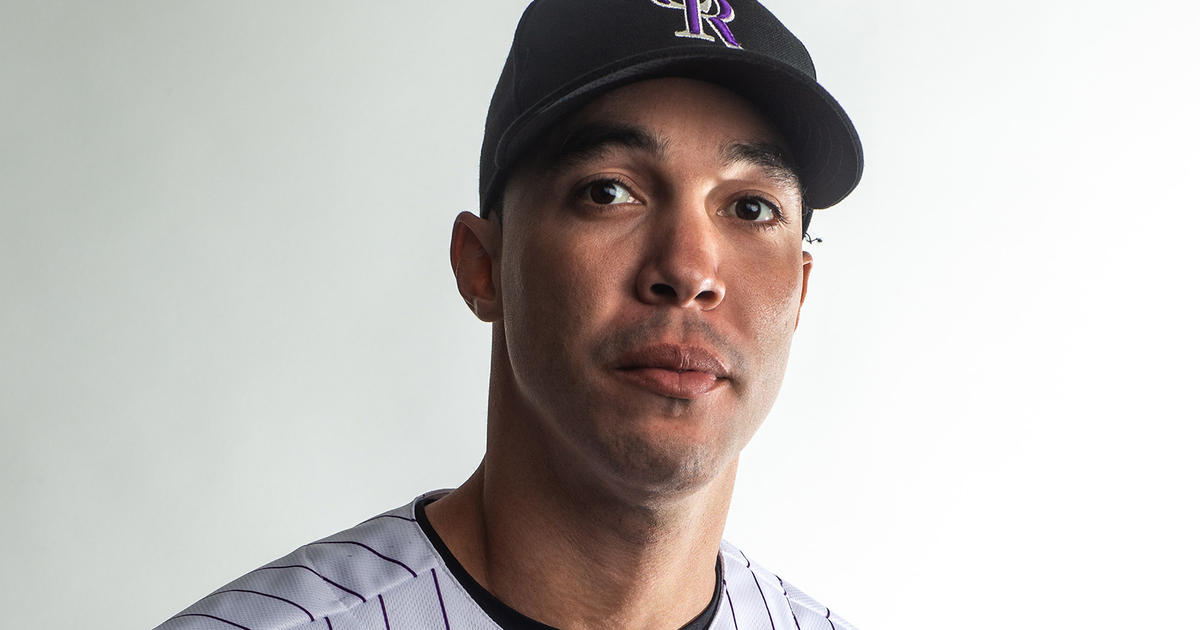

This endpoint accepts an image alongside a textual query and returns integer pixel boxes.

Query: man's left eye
[728,197,781,223]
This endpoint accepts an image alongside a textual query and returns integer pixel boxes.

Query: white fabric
[155,491,857,630]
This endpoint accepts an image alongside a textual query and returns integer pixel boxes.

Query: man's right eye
[580,179,637,205]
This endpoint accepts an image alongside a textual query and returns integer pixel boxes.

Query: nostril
[696,289,718,304]
[651,283,677,298]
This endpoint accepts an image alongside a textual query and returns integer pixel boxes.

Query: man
[156,1,862,628]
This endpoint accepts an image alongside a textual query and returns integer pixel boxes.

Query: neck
[426,362,737,629]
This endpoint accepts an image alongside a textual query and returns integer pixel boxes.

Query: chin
[587,425,733,497]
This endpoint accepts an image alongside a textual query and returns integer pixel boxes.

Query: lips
[611,343,731,400]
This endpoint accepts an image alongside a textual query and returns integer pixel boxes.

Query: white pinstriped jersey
[156,491,856,630]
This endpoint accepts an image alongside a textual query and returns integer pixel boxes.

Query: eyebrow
[721,141,803,195]
[542,122,667,172]
[539,122,803,198]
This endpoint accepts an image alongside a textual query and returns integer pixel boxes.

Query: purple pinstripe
[169,613,251,629]
[359,514,417,525]
[431,568,451,630]
[741,551,775,630]
[307,540,418,577]
[723,579,739,630]
[776,575,801,630]
[378,594,391,630]
[252,565,366,603]
[210,588,314,622]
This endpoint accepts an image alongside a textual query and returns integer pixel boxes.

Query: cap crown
[480,0,862,212]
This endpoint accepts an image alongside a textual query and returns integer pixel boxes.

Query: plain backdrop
[2,1,1198,629]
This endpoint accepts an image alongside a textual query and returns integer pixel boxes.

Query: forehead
[556,77,785,152]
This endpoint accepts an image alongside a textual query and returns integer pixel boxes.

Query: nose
[635,206,726,311]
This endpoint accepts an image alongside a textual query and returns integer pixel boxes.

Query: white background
[2,1,1197,629]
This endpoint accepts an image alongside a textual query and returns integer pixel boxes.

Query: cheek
[502,229,626,353]
[738,251,807,374]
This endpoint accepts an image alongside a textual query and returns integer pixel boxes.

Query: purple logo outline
[651,0,743,49]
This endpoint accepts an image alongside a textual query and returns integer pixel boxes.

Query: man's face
[493,78,812,496]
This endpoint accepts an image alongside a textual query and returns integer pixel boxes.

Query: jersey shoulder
[718,540,859,630]
[154,491,452,630]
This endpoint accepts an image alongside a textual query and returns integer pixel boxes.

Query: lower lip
[613,368,724,400]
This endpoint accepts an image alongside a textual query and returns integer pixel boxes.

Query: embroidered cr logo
[651,0,742,49]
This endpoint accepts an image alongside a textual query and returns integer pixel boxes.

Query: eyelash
[573,176,790,230]
[739,196,789,231]
[573,175,641,206]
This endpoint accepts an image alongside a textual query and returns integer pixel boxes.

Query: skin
[430,78,814,630]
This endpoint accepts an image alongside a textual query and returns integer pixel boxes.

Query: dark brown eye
[734,198,774,222]
[584,180,634,205]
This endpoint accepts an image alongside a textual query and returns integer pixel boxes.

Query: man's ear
[450,211,502,322]
[794,250,814,331]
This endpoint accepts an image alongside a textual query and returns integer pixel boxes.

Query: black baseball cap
[479,0,863,214]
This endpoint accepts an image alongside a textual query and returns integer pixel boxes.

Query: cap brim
[492,47,863,210]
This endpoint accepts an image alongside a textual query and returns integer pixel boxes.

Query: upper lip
[613,343,731,379]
